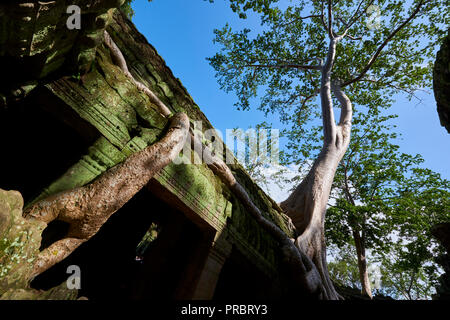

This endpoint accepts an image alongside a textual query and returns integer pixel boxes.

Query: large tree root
[23,112,190,279]
[104,31,331,299]
[193,136,328,298]
[280,81,353,300]
[21,30,332,298]
[103,31,172,117]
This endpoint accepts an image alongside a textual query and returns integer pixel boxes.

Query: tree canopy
[208,0,448,167]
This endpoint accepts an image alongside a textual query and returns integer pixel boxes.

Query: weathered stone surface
[432,223,450,252]
[0,4,296,299]
[433,30,450,133]
[0,0,126,105]
[432,223,450,300]
[0,188,76,299]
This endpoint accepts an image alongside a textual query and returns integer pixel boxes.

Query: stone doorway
[0,87,99,204]
[31,188,207,300]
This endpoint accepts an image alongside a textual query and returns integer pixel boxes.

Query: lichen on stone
[0,188,76,299]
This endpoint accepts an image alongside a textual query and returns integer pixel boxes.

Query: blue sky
[131,0,449,181]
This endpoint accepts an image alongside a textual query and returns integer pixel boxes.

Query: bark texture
[280,38,353,299]
[23,112,190,278]
[353,230,373,298]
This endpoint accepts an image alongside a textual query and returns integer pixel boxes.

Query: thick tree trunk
[280,36,353,299]
[281,145,347,300]
[353,230,373,298]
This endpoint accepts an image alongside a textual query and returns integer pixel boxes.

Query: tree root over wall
[22,31,338,300]
[103,31,334,299]
[23,112,189,279]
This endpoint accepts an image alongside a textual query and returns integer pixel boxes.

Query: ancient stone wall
[0,4,295,299]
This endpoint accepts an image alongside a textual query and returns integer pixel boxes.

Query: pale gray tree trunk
[281,35,353,300]
[353,230,373,298]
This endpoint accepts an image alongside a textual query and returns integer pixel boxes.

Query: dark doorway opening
[0,87,99,204]
[213,249,283,300]
[31,188,205,300]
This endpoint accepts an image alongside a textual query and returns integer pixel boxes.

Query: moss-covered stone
[0,0,126,103]
[1,3,299,298]
[0,188,77,300]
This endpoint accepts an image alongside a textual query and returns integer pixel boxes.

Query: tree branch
[327,0,334,38]
[281,14,322,28]
[342,0,427,87]
[320,1,327,31]
[331,81,352,127]
[320,39,338,144]
[241,63,322,71]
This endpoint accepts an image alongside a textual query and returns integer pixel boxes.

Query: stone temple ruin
[0,1,303,300]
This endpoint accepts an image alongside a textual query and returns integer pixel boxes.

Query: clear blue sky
[131,0,449,180]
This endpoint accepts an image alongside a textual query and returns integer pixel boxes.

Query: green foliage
[208,0,448,167]
[378,253,437,300]
[325,108,449,299]
[328,245,362,289]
